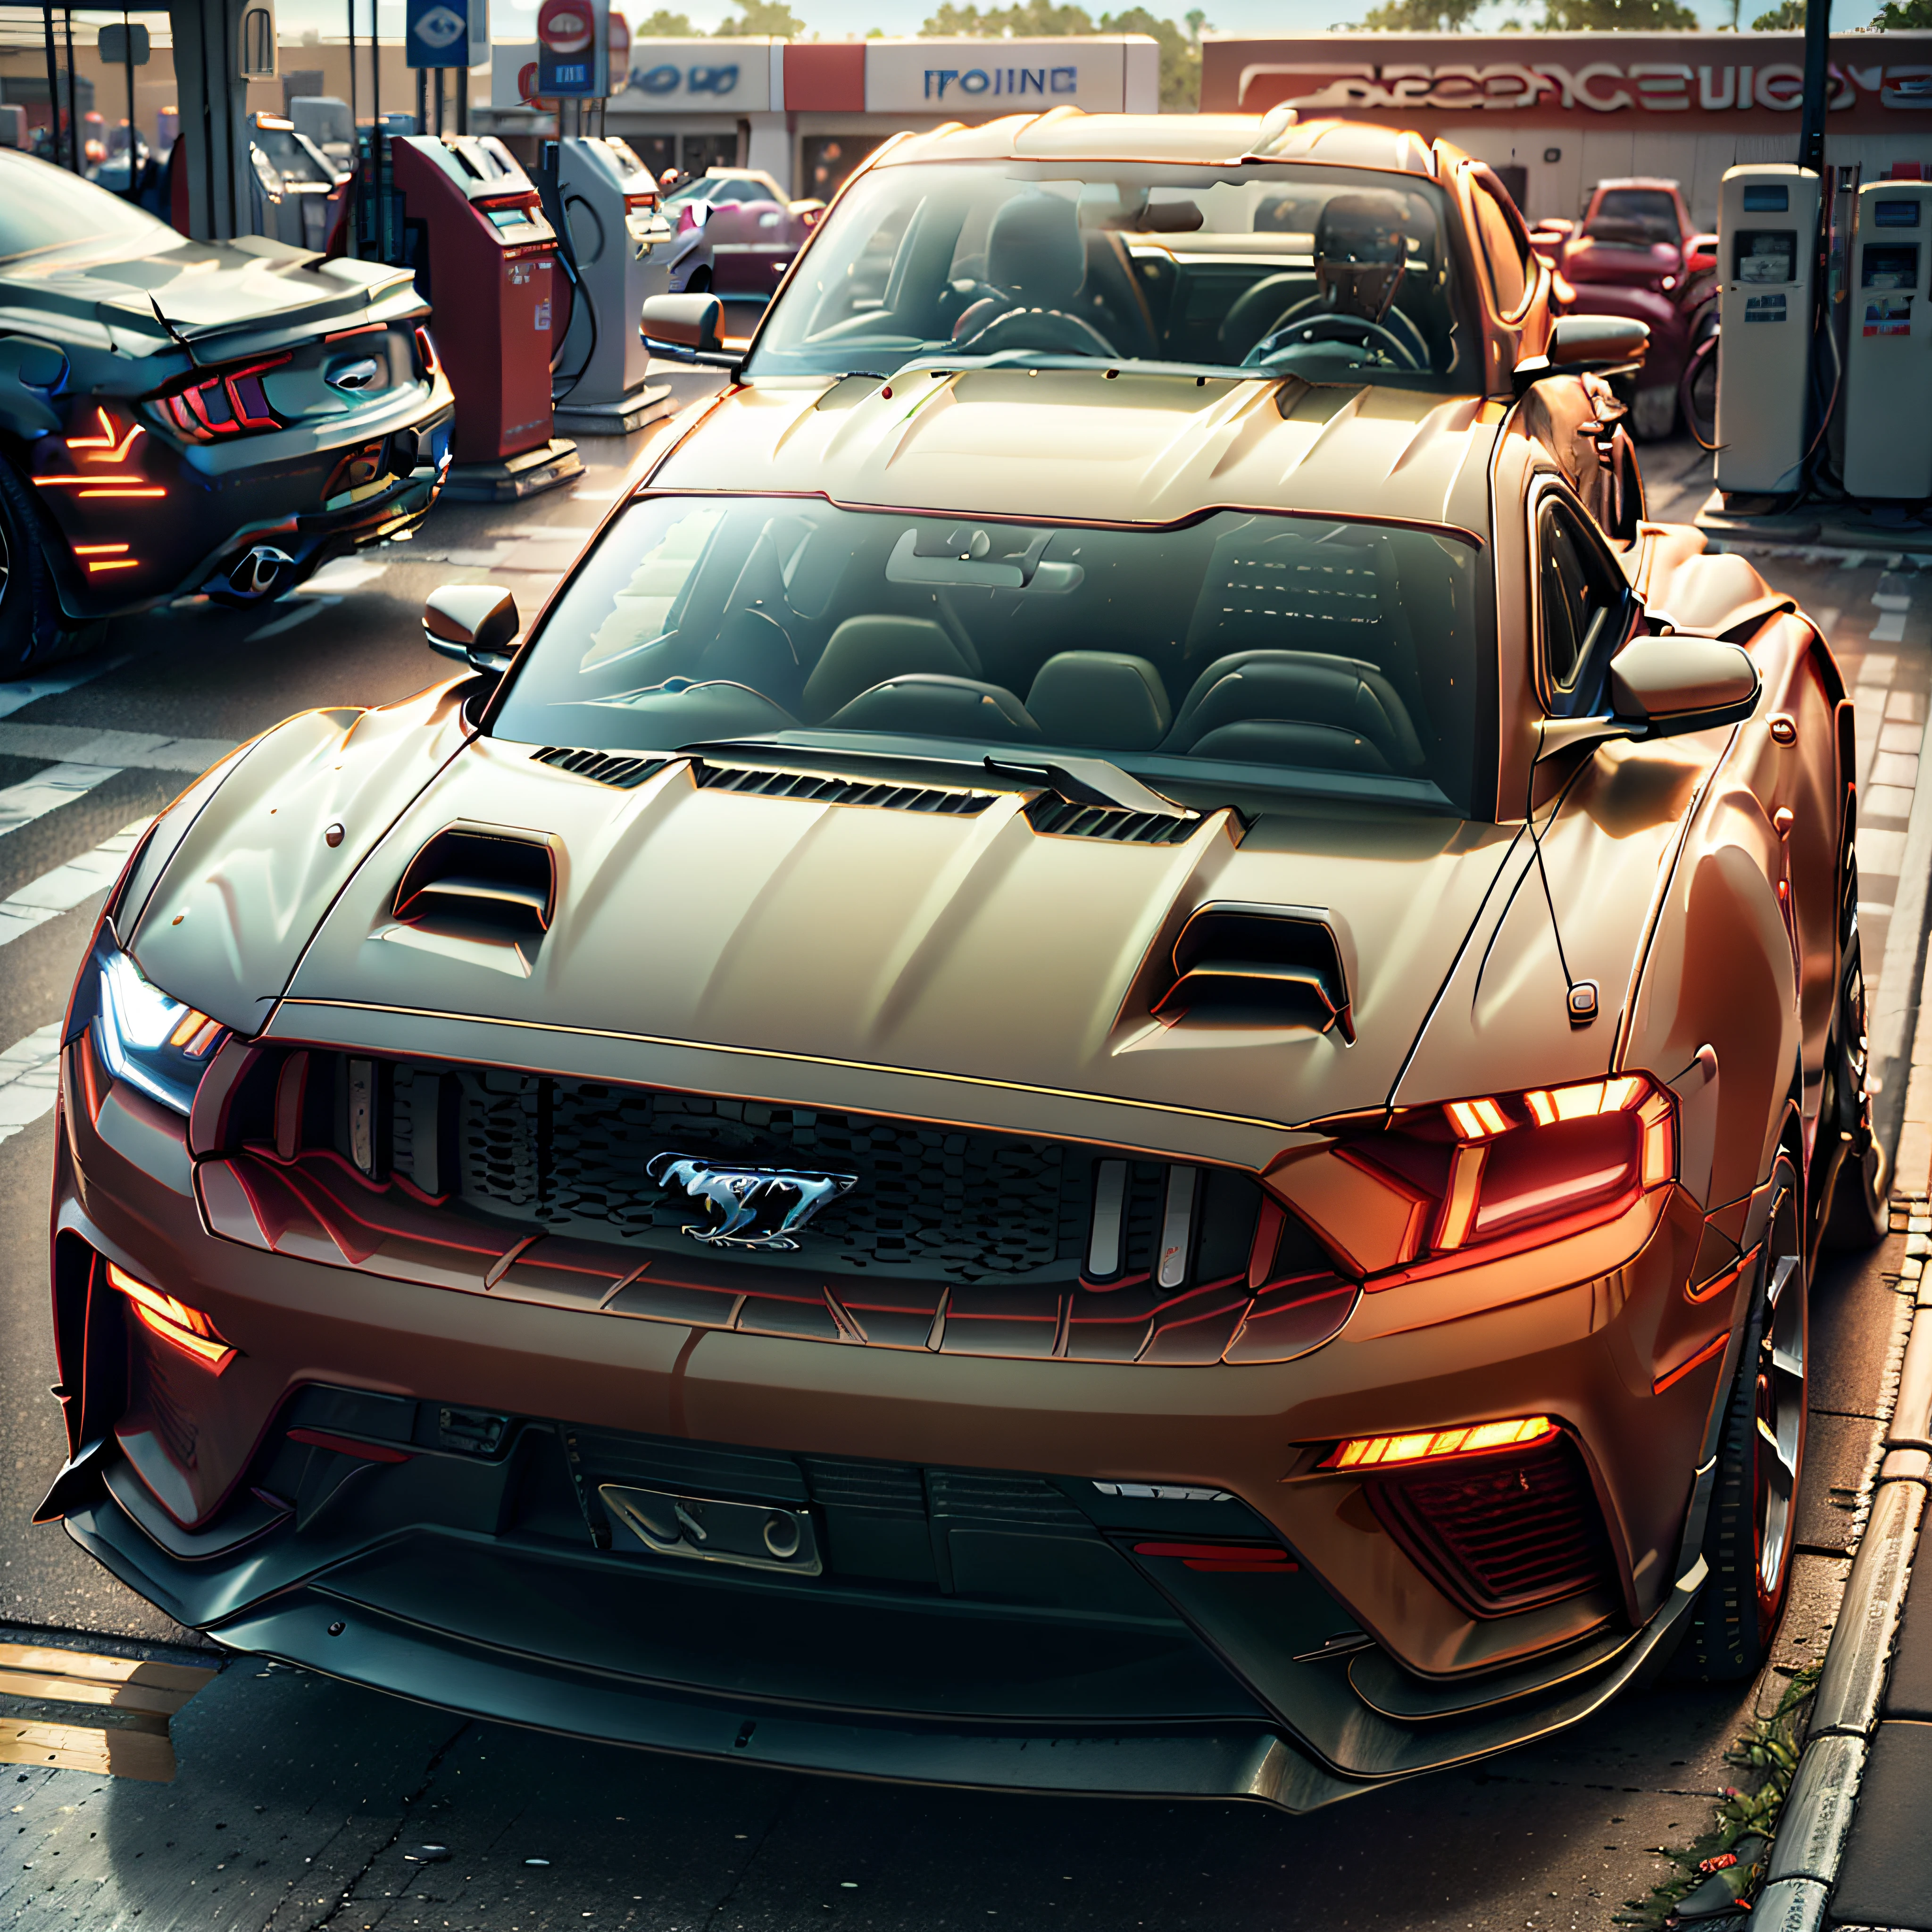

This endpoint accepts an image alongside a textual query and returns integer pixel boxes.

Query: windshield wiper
[672,737,1187,818]
[982,755,1187,818]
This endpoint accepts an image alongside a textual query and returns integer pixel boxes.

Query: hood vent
[695,762,992,817]
[1027,797,1202,846]
[533,747,671,790]
[1150,902,1352,1041]
[392,827,556,938]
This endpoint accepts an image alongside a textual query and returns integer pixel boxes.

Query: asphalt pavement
[0,422,1925,1932]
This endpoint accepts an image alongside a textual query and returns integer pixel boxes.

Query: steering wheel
[952,304,1118,359]
[1245,309,1426,373]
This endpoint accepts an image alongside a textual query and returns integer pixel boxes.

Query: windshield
[490,495,1485,815]
[746,160,1480,389]
[0,150,181,266]
[1589,189,1679,244]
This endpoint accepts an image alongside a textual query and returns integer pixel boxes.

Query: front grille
[215,1049,1357,1366]
[1366,1435,1616,1618]
[438,1071,1084,1280]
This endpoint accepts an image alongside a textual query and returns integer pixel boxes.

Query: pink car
[659,168,826,306]
[1531,178,1719,441]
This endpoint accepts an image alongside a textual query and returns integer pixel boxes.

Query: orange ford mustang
[42,112,1881,1812]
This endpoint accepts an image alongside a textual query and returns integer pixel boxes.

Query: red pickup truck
[1530,177,1719,440]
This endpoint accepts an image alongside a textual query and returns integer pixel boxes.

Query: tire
[1684,1156,1806,1682]
[0,460,108,679]
[1819,916,1889,1250]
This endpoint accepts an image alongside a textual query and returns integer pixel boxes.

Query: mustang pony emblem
[645,1152,857,1251]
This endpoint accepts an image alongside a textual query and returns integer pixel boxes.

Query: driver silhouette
[1245,192,1432,371]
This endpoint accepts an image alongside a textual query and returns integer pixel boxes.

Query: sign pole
[1799,0,1831,176]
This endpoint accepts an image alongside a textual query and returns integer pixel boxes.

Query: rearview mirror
[641,292,728,360]
[424,583,518,677]
[1608,633,1759,736]
[1515,314,1649,392]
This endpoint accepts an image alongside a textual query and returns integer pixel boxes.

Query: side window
[1470,175,1534,318]
[1537,497,1625,705]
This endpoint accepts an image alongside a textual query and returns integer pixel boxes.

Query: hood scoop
[694,762,994,818]
[533,746,671,790]
[378,827,558,977]
[1149,902,1353,1041]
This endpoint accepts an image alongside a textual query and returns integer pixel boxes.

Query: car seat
[1024,651,1172,751]
[801,615,982,723]
[825,674,1041,741]
[951,195,1119,358]
[1163,651,1426,774]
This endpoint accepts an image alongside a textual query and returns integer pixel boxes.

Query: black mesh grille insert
[696,763,993,817]
[1366,1435,1615,1618]
[427,1071,1088,1280]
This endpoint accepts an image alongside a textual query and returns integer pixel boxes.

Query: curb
[1761,1191,1932,1932]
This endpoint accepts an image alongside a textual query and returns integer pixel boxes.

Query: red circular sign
[536,0,594,55]
[608,10,630,64]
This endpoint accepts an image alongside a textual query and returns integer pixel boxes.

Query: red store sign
[1202,33,1932,131]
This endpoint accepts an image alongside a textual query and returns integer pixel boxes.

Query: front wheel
[1684,1156,1806,1682]
[0,460,108,679]
[1820,920,1888,1251]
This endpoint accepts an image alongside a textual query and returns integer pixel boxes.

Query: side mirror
[424,583,518,677]
[641,291,724,356]
[1609,633,1759,736]
[1514,315,1649,392]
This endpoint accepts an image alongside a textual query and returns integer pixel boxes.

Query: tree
[1538,0,1698,24]
[1099,7,1200,109]
[633,7,700,30]
[922,2,1100,30]
[1358,0,1483,26]
[714,0,807,31]
[920,0,1207,110]
[1873,0,1932,20]
[1751,0,1803,22]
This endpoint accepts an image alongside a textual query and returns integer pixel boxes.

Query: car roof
[1590,178,1683,194]
[882,109,1439,179]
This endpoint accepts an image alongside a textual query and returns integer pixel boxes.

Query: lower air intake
[1366,1432,1615,1618]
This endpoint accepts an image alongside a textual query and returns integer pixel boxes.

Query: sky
[257,0,1755,42]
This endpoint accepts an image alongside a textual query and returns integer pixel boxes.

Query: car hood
[2,232,422,367]
[136,735,1532,1151]
[661,370,1502,537]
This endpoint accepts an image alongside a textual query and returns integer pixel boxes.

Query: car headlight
[87,934,227,1116]
[1266,1075,1677,1281]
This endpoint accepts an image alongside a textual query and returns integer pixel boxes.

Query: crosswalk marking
[0,652,128,724]
[0,1023,64,1145]
[0,819,150,949]
[0,761,121,838]
[0,724,230,774]
[0,818,154,1144]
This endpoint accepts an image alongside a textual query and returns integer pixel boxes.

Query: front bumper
[49,1021,1740,1808]
[61,1404,1706,1813]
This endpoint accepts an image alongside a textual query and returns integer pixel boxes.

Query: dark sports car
[43,112,1881,1815]
[0,150,453,675]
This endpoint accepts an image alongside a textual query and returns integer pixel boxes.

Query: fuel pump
[388,133,582,500]
[1841,180,1932,503]
[1714,165,1822,500]
[543,135,676,436]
